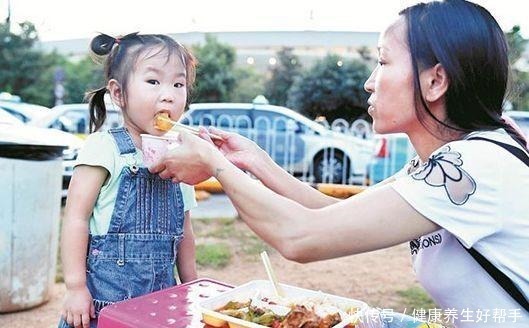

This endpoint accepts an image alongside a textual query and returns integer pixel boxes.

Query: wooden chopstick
[260,251,285,298]
[156,115,223,140]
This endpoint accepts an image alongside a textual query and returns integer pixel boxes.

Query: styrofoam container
[140,133,179,167]
[198,280,370,328]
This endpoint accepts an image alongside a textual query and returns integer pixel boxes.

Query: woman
[152,0,528,326]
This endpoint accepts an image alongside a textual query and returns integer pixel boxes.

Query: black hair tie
[91,33,117,56]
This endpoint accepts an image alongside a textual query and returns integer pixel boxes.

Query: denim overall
[59,128,185,328]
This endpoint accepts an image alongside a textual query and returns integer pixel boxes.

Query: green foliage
[196,243,232,268]
[510,70,529,111]
[287,54,371,121]
[240,234,270,256]
[357,46,375,63]
[0,22,59,106]
[506,26,529,111]
[231,66,265,103]
[506,25,527,64]
[63,56,103,103]
[197,218,236,238]
[264,47,302,106]
[0,22,102,107]
[192,35,237,103]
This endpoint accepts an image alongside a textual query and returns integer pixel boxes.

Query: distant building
[39,30,379,71]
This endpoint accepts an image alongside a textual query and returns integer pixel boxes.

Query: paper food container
[140,133,179,167]
[198,280,370,328]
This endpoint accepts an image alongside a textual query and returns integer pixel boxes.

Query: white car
[0,108,83,197]
[29,103,123,195]
[182,103,374,184]
[0,107,24,125]
[30,103,123,137]
[0,100,51,123]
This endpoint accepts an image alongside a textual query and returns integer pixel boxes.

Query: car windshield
[0,108,24,125]
[0,101,50,123]
[33,104,123,134]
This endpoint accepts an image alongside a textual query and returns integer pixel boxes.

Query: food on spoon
[154,112,174,131]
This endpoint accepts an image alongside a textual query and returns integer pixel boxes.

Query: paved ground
[191,194,238,219]
[1,194,424,328]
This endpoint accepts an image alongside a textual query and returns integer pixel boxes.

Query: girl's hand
[204,126,264,171]
[61,286,95,328]
[150,131,219,185]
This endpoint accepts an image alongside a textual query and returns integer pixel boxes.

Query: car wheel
[313,150,350,184]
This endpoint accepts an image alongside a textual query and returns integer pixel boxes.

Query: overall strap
[464,136,529,312]
[109,127,136,155]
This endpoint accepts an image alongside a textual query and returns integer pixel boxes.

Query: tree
[264,47,302,106]
[0,21,62,106]
[287,54,371,122]
[192,34,237,103]
[62,56,104,103]
[357,45,374,63]
[505,25,529,111]
[231,66,265,103]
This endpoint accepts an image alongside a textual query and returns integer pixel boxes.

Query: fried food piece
[279,305,341,328]
[154,112,174,131]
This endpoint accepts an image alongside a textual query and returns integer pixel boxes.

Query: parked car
[367,133,415,185]
[0,107,24,125]
[0,100,51,123]
[0,108,83,197]
[181,103,374,184]
[30,103,123,138]
[366,111,529,185]
[28,103,123,194]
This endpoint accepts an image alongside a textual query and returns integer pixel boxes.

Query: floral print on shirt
[411,146,476,205]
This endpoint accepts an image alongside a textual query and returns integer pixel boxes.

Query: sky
[2,0,528,41]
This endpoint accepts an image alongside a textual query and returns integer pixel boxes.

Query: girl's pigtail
[85,87,108,133]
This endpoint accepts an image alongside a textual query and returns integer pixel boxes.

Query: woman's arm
[155,133,440,263]
[214,155,439,262]
[206,127,340,208]
[176,212,197,283]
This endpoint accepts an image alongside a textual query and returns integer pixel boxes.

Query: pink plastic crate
[98,278,233,328]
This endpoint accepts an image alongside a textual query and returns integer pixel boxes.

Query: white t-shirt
[75,132,197,235]
[391,129,529,327]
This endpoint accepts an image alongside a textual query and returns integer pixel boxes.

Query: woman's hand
[206,126,264,171]
[150,131,219,185]
[61,285,95,328]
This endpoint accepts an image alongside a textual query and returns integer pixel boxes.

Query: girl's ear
[421,63,449,103]
[107,79,124,107]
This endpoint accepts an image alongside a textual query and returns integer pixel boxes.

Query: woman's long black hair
[400,0,527,149]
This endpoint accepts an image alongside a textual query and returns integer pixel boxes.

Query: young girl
[59,33,198,328]
[152,1,528,327]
